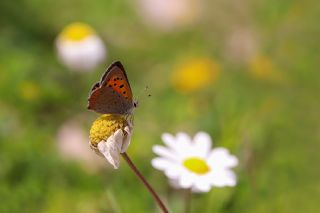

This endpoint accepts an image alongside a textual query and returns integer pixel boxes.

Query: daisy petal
[164,166,182,179]
[178,170,195,188]
[176,132,192,147]
[151,157,172,170]
[210,169,237,187]
[121,126,132,153]
[162,133,179,151]
[174,132,195,157]
[207,148,238,169]
[194,180,211,192]
[152,145,178,161]
[98,141,120,169]
[112,129,124,146]
[193,132,212,157]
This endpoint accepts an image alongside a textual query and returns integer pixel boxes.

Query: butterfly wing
[88,61,134,114]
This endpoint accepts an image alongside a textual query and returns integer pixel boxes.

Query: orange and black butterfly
[87,61,136,115]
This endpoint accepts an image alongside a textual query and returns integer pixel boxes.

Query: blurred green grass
[0,0,319,212]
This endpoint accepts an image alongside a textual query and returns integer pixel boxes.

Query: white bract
[152,132,238,193]
[97,126,132,169]
[56,22,106,71]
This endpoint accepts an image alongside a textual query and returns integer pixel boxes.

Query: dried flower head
[89,114,133,169]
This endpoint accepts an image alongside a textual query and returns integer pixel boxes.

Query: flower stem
[184,188,192,213]
[121,152,169,213]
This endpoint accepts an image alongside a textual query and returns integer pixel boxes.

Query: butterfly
[87,61,136,115]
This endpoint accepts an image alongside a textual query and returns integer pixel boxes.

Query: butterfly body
[88,61,134,115]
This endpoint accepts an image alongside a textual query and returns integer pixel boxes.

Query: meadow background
[0,0,319,212]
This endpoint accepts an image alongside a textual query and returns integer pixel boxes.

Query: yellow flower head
[59,22,96,42]
[171,58,221,93]
[89,114,130,147]
[89,114,133,168]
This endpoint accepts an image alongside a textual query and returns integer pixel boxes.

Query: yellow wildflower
[171,58,221,93]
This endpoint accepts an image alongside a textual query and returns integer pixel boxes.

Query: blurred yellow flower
[249,55,284,82]
[19,81,40,101]
[56,22,106,71]
[171,58,220,93]
[89,114,133,169]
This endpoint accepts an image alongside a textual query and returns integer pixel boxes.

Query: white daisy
[56,22,106,71]
[152,132,238,193]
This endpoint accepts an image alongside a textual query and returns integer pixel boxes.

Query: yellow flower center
[59,22,95,41]
[183,157,210,175]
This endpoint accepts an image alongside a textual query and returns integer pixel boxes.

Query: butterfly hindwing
[87,61,134,114]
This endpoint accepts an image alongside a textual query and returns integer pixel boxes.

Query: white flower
[137,0,202,31]
[97,126,132,169]
[56,22,106,71]
[224,27,258,64]
[56,120,105,171]
[152,132,238,193]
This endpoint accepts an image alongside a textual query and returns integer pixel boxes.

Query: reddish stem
[121,152,169,213]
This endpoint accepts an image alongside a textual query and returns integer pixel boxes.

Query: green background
[0,0,319,212]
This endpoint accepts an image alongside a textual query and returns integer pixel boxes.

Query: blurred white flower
[56,121,104,170]
[56,22,106,71]
[152,132,238,193]
[224,27,258,64]
[137,0,202,31]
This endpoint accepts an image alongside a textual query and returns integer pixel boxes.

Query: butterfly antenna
[134,86,152,108]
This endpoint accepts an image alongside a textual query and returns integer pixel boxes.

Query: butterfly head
[133,101,138,108]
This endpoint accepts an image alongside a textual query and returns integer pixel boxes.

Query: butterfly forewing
[101,64,133,101]
[88,61,134,114]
